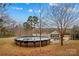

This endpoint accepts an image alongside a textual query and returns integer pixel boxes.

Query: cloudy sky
[4,3,79,28]
[5,3,49,23]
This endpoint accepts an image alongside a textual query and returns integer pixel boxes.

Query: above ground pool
[15,36,50,47]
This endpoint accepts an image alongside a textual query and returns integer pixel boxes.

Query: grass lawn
[0,37,79,56]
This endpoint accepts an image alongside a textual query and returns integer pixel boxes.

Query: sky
[4,3,79,28]
[5,3,49,24]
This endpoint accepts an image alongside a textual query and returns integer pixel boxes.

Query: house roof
[50,31,59,34]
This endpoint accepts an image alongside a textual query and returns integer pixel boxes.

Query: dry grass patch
[0,37,79,56]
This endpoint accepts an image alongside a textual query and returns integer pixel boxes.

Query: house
[49,30,71,41]
[49,31,60,40]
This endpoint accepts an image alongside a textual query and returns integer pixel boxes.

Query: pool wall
[15,39,50,47]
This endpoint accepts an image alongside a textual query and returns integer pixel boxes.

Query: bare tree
[46,3,79,46]
[0,3,10,13]
[0,3,16,37]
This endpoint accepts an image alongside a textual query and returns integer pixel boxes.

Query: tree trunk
[59,30,64,46]
[60,36,63,46]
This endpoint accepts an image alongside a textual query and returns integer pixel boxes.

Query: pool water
[16,36,49,41]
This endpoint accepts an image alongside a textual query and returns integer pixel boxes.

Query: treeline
[0,28,15,38]
[0,3,16,38]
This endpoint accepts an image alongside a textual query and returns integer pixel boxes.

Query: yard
[0,37,79,56]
